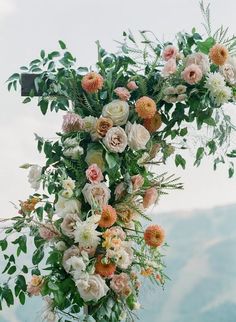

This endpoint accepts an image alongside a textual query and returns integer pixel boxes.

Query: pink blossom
[162,58,177,77]
[131,175,144,191]
[114,87,131,101]
[143,187,158,209]
[62,112,84,133]
[85,163,104,184]
[181,64,203,85]
[162,45,178,61]
[39,224,59,241]
[114,182,126,200]
[127,81,138,91]
[110,273,130,295]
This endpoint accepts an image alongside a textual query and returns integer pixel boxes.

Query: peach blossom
[127,81,138,90]
[162,45,178,61]
[181,64,202,85]
[143,187,158,208]
[86,163,104,184]
[114,87,131,101]
[162,58,177,77]
[131,174,144,191]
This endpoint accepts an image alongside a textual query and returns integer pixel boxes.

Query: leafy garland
[1,2,236,322]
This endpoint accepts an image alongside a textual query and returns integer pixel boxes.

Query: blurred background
[0,0,236,321]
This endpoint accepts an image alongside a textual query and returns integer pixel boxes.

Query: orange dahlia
[135,96,157,119]
[144,225,165,247]
[81,72,104,93]
[99,205,117,228]
[209,44,229,66]
[95,255,116,277]
[143,112,162,133]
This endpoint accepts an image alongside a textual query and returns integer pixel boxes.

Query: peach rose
[27,275,44,296]
[127,81,138,90]
[86,163,104,184]
[110,273,130,295]
[181,64,202,85]
[162,45,178,61]
[143,187,158,208]
[82,182,111,208]
[162,58,177,77]
[103,126,128,153]
[114,87,131,101]
[96,117,113,138]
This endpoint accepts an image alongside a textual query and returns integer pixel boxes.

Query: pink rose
[86,163,104,184]
[143,187,158,209]
[162,58,177,77]
[39,224,59,241]
[114,87,131,101]
[127,81,138,91]
[181,64,203,85]
[131,175,144,191]
[162,45,178,61]
[62,112,84,133]
[110,273,130,295]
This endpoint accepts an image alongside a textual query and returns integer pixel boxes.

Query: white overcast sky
[0,0,236,218]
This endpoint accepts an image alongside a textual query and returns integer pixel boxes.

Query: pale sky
[0,0,236,218]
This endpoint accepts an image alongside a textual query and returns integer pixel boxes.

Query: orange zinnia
[143,112,162,133]
[99,205,117,228]
[209,44,229,66]
[135,96,157,119]
[81,72,104,93]
[144,225,165,247]
[95,255,116,277]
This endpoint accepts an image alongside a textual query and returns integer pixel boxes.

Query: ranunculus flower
[162,45,178,61]
[76,274,109,302]
[98,205,117,228]
[110,273,130,295]
[185,52,210,74]
[82,182,111,208]
[27,275,44,296]
[81,72,104,93]
[103,126,128,153]
[143,112,162,133]
[102,100,129,125]
[126,122,150,151]
[95,255,116,277]
[162,58,177,77]
[135,96,157,119]
[131,174,144,191]
[62,112,84,133]
[61,213,81,237]
[144,225,165,247]
[39,223,60,240]
[28,165,42,190]
[86,164,104,184]
[114,87,131,101]
[85,148,105,171]
[96,117,113,138]
[181,64,202,85]
[209,43,229,66]
[143,187,158,208]
[127,81,138,90]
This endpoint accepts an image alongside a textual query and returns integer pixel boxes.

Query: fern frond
[200,1,212,36]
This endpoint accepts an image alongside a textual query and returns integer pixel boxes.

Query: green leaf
[194,147,205,166]
[204,117,216,126]
[105,152,118,169]
[48,281,59,291]
[8,266,17,275]
[59,40,66,50]
[175,154,186,169]
[228,162,234,178]
[6,73,20,82]
[0,239,8,251]
[22,97,31,104]
[39,100,48,115]
[19,292,25,305]
[196,37,215,54]
[2,287,14,307]
[32,245,44,265]
[40,50,46,59]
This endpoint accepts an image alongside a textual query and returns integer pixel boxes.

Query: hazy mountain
[1,204,236,322]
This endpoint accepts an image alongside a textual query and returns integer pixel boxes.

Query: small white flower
[28,165,42,190]
[74,222,101,249]
[63,137,78,147]
[214,86,232,106]
[55,241,67,251]
[62,177,75,190]
[133,302,141,310]
[65,256,86,272]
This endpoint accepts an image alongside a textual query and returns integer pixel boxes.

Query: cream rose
[103,126,128,153]
[82,182,111,208]
[55,196,81,217]
[102,100,129,125]
[76,274,109,302]
[126,122,150,151]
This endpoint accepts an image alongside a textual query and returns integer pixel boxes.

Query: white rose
[83,116,98,132]
[103,126,128,153]
[62,177,75,190]
[28,165,42,190]
[76,274,109,302]
[55,195,81,217]
[55,241,67,251]
[63,146,84,160]
[102,100,129,125]
[126,122,150,151]
[82,183,111,208]
[65,256,86,273]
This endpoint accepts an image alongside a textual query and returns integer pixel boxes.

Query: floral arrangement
[1,2,236,322]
